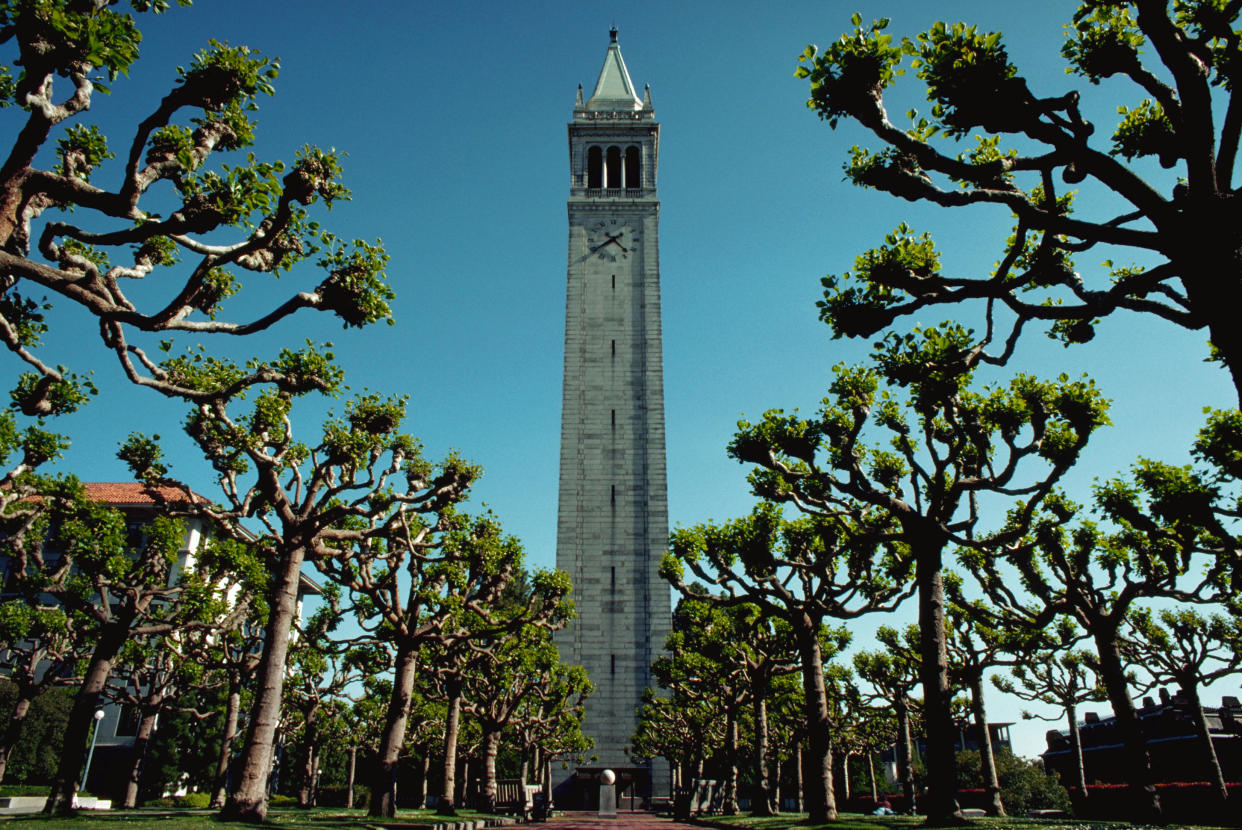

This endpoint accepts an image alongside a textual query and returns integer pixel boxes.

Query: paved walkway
[545,811,703,829]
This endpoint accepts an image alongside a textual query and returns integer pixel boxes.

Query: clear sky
[8,1,1236,759]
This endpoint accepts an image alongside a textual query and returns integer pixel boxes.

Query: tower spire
[585,28,642,111]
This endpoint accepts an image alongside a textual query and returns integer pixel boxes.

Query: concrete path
[545,811,704,829]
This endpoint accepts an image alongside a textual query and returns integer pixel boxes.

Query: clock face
[587,219,639,262]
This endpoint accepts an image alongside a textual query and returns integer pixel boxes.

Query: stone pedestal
[598,784,616,818]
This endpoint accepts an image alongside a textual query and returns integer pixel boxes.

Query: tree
[992,648,1105,802]
[854,628,921,811]
[943,585,1049,817]
[664,505,904,823]
[0,0,394,412]
[123,390,479,823]
[0,600,82,783]
[108,628,222,808]
[967,402,1242,821]
[797,3,1242,406]
[1121,607,1242,802]
[727,328,1109,822]
[462,625,576,813]
[9,482,255,814]
[318,509,570,818]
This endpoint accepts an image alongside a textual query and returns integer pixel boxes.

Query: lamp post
[80,709,106,793]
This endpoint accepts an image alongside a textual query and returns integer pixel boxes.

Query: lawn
[693,813,1231,830]
[0,806,508,828]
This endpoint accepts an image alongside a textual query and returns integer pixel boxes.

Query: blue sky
[9,1,1236,757]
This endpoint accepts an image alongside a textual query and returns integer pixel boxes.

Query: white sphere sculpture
[600,769,616,785]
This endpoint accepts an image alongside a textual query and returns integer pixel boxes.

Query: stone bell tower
[555,28,670,801]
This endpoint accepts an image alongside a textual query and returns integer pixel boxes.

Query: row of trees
[636,1,1242,824]
[0,0,591,821]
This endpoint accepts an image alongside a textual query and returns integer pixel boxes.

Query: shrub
[955,749,1072,814]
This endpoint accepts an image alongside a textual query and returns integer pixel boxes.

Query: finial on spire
[610,26,618,43]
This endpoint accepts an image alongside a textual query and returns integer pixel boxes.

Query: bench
[493,778,532,820]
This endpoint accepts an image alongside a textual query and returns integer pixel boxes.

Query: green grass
[695,812,1230,830]
[0,805,507,828]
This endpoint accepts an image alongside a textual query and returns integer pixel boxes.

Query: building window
[587,146,603,189]
[610,654,616,675]
[116,704,140,737]
[625,146,641,188]
[605,146,622,188]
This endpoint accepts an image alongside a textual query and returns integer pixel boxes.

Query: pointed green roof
[586,28,643,111]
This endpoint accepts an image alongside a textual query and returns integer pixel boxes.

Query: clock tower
[556,29,670,802]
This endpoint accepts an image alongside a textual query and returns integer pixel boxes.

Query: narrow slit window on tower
[610,654,616,675]
[606,146,622,188]
[610,484,616,504]
[612,273,615,291]
[587,146,603,189]
[611,339,616,357]
[611,409,616,428]
[625,146,641,188]
[610,566,616,592]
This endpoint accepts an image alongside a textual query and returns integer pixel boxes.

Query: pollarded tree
[664,506,904,824]
[108,629,224,808]
[727,328,1110,822]
[318,510,571,818]
[797,3,1242,406]
[1121,607,1242,803]
[12,483,257,814]
[0,600,83,783]
[968,405,1242,820]
[854,627,920,811]
[462,625,577,813]
[632,688,705,798]
[965,497,1230,820]
[509,655,591,803]
[943,584,1052,817]
[123,387,480,822]
[992,648,1105,802]
[0,1,394,415]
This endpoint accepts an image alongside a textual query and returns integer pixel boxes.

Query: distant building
[1040,689,1242,785]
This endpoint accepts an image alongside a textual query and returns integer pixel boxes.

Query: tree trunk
[1184,683,1229,803]
[298,725,317,808]
[751,687,772,816]
[796,621,836,822]
[482,729,501,813]
[437,679,463,816]
[1066,702,1087,801]
[0,694,33,784]
[914,545,960,823]
[794,740,804,814]
[369,641,419,816]
[895,697,915,811]
[841,752,851,802]
[1092,631,1161,822]
[346,745,357,810]
[419,753,430,808]
[722,708,739,814]
[868,750,878,801]
[210,680,242,809]
[44,619,130,815]
[220,544,308,823]
[968,674,1004,816]
[122,703,161,808]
